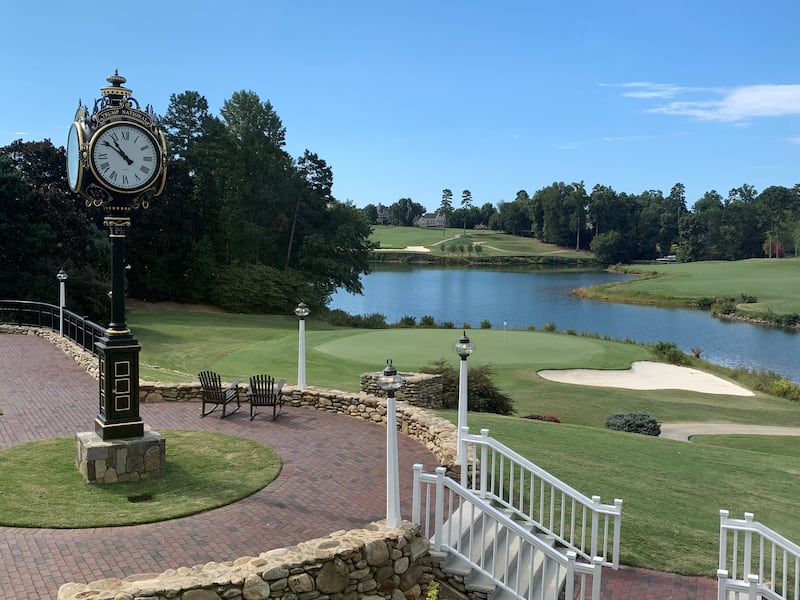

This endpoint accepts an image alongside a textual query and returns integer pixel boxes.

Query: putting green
[314,329,612,369]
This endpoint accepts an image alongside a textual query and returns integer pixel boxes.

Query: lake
[330,265,800,384]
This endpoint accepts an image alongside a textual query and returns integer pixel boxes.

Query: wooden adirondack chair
[198,370,242,418]
[248,374,285,420]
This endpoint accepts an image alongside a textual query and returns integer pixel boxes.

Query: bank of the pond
[576,262,800,331]
[370,251,599,268]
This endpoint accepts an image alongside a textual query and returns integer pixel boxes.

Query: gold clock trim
[88,122,163,194]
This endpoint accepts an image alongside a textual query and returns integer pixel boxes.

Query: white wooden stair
[435,499,569,600]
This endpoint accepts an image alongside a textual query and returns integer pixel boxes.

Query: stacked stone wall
[360,372,443,409]
[58,521,436,600]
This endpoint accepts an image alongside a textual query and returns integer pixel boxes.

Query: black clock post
[67,72,168,483]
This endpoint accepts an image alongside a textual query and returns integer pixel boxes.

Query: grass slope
[371,225,589,259]
[585,259,800,315]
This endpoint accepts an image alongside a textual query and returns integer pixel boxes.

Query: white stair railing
[459,428,623,568]
[412,465,604,600]
[718,509,800,600]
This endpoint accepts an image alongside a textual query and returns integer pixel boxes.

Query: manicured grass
[127,306,800,576]
[691,434,800,458]
[131,309,800,429]
[371,225,589,259]
[0,430,281,528]
[462,413,800,576]
[583,259,800,315]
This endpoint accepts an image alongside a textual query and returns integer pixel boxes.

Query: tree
[161,91,210,165]
[361,203,379,224]
[461,189,473,234]
[218,90,293,265]
[0,140,109,319]
[389,197,425,226]
[439,188,454,226]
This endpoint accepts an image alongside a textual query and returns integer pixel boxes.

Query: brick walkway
[0,333,719,600]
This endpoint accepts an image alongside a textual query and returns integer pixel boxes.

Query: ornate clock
[65,70,168,442]
[66,70,167,204]
[89,122,162,192]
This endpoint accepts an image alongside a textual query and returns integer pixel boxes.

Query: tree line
[3,88,798,323]
[0,90,374,320]
[366,181,800,263]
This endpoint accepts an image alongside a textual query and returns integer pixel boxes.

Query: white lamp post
[56,269,68,337]
[454,331,475,462]
[378,359,404,528]
[294,302,310,390]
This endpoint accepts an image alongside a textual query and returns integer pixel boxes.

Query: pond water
[330,265,800,384]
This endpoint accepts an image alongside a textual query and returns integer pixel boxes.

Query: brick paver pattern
[0,333,719,600]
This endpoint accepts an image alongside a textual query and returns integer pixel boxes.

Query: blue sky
[3,1,799,210]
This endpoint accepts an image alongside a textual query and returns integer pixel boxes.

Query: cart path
[660,422,800,441]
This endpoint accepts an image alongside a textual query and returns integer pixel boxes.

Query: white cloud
[787,136,800,144]
[554,141,584,150]
[602,135,653,142]
[615,83,800,123]
[601,82,689,99]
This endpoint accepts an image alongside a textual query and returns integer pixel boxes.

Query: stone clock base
[75,429,166,484]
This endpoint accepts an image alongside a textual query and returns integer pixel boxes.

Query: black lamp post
[378,359,404,528]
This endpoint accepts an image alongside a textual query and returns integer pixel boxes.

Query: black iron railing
[0,300,105,355]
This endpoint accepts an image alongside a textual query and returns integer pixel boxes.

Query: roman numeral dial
[90,123,161,191]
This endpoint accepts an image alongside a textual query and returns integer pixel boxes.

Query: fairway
[313,328,614,369]
[593,259,800,315]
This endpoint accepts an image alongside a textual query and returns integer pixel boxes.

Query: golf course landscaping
[124,296,800,577]
[4,255,798,578]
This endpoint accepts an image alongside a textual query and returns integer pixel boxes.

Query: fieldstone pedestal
[75,430,166,484]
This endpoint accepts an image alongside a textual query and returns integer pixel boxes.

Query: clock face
[66,122,83,192]
[90,123,160,192]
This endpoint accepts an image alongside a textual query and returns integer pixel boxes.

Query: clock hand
[101,140,134,165]
[111,139,135,165]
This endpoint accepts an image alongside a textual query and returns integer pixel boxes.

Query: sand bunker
[538,361,754,396]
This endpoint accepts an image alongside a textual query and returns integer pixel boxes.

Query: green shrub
[398,315,416,327]
[439,321,455,329]
[652,341,689,365]
[324,310,387,328]
[420,359,515,415]
[419,315,436,328]
[543,322,557,332]
[604,412,661,436]
[211,263,302,314]
[480,319,492,329]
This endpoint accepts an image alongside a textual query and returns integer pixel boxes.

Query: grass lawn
[0,430,281,528]
[371,225,589,259]
[132,308,800,428]
[126,306,800,576]
[582,259,800,315]
[464,413,800,576]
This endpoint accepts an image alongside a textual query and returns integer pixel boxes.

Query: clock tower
[67,71,167,442]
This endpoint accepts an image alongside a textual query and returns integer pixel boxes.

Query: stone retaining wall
[360,372,443,409]
[58,521,435,600]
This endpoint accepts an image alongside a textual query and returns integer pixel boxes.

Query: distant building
[376,203,389,224]
[416,212,446,228]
